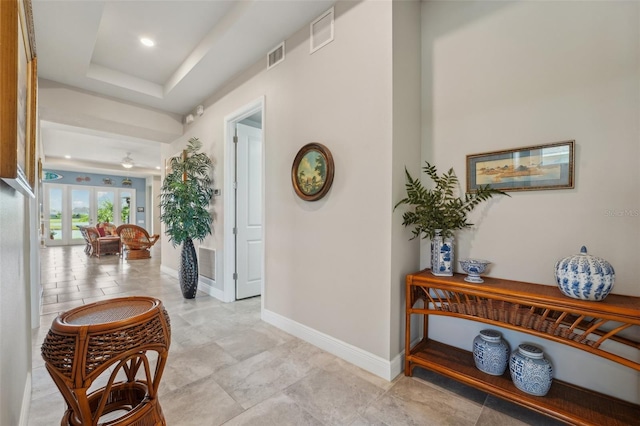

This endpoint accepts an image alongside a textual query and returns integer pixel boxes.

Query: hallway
[28,245,561,425]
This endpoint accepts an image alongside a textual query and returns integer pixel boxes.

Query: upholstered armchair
[116,224,159,260]
[84,226,121,257]
[97,222,117,237]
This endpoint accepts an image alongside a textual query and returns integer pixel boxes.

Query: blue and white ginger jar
[473,329,510,376]
[509,344,553,397]
[554,246,615,301]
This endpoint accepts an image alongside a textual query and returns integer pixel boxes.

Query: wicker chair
[78,226,92,255]
[85,227,121,257]
[97,222,117,237]
[116,224,159,260]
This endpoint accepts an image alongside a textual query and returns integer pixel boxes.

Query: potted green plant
[160,137,213,298]
[394,162,508,276]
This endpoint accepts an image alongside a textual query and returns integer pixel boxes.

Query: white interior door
[235,122,263,299]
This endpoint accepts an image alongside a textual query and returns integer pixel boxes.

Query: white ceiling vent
[267,42,285,70]
[310,7,334,54]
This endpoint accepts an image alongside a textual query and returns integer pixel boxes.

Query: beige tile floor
[29,245,564,426]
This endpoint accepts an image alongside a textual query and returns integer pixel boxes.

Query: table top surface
[61,297,158,326]
[407,269,640,318]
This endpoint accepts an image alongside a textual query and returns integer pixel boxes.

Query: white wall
[163,0,420,369]
[263,0,394,361]
[146,175,161,235]
[390,0,421,358]
[0,184,32,426]
[422,1,640,403]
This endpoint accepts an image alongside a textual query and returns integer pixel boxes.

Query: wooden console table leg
[405,276,413,376]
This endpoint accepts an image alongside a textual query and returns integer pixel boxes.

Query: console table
[405,270,640,425]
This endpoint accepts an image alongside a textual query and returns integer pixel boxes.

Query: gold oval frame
[291,143,334,201]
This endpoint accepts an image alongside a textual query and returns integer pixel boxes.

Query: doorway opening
[223,97,265,302]
[43,183,136,246]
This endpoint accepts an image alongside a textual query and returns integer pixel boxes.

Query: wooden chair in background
[116,224,159,260]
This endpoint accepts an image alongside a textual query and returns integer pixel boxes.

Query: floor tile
[160,375,244,426]
[364,376,481,426]
[284,368,386,425]
[40,300,83,315]
[57,288,105,302]
[476,395,566,426]
[161,342,238,392]
[411,368,487,405]
[214,323,292,361]
[215,340,324,409]
[27,391,66,426]
[222,393,323,426]
[30,245,563,426]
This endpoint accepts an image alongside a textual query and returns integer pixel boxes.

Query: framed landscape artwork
[291,143,334,201]
[467,141,575,192]
[0,0,37,197]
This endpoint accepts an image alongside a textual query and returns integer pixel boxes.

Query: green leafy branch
[394,162,509,240]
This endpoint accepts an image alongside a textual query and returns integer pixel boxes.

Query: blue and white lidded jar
[509,344,553,396]
[554,246,615,301]
[473,329,510,376]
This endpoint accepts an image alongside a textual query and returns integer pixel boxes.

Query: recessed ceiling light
[64,155,71,159]
[155,166,161,170]
[140,37,155,47]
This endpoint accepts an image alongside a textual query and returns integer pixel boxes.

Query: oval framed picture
[291,143,334,201]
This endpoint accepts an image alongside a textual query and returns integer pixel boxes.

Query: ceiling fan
[121,152,134,169]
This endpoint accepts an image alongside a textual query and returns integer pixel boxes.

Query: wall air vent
[310,7,334,54]
[267,42,285,69]
[198,247,216,281]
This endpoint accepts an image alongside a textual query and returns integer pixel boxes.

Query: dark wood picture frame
[466,140,575,192]
[291,142,334,201]
[0,0,37,197]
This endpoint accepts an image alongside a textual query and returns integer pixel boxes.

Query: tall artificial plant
[160,137,213,298]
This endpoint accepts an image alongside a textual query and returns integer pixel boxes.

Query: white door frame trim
[223,96,265,303]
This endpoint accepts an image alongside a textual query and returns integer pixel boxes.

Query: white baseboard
[19,372,31,426]
[160,266,405,379]
[160,265,225,302]
[262,309,404,381]
[160,265,178,279]
[158,268,407,379]
[198,276,225,301]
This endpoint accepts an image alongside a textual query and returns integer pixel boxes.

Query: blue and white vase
[554,246,615,301]
[509,344,553,396]
[473,329,510,376]
[431,230,454,276]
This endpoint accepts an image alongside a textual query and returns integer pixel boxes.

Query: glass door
[96,190,116,224]
[45,185,65,246]
[120,191,133,224]
[44,184,137,246]
[71,188,91,244]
